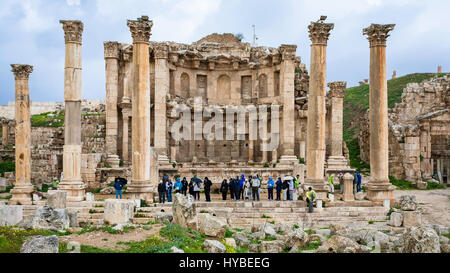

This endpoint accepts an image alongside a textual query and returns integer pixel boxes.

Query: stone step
[132,218,154,224]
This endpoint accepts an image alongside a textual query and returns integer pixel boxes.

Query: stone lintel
[127,16,153,44]
[104,41,121,59]
[60,20,84,44]
[327,81,347,98]
[363,24,395,47]
[11,64,33,80]
[308,20,334,46]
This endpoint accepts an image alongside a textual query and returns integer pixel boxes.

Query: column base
[127,180,154,202]
[58,180,85,202]
[305,178,329,201]
[366,180,395,202]
[326,156,350,170]
[157,154,172,167]
[106,154,121,168]
[9,185,34,205]
[279,155,298,165]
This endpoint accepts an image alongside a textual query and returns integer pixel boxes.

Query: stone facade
[360,75,450,184]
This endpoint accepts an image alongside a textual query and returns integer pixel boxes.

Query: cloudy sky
[0,0,448,104]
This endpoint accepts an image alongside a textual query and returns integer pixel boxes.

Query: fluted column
[58,20,85,202]
[122,109,131,165]
[363,24,396,202]
[104,41,121,167]
[154,44,170,165]
[126,16,154,201]
[326,81,349,170]
[2,122,9,147]
[305,18,334,200]
[9,64,34,205]
[279,45,298,164]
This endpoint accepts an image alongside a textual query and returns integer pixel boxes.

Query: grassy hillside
[343,73,448,170]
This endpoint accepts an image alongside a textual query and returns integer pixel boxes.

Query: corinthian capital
[60,20,84,44]
[104,41,121,59]
[279,44,297,61]
[127,16,153,44]
[328,81,347,98]
[153,44,168,59]
[308,20,334,45]
[363,24,395,47]
[11,64,33,80]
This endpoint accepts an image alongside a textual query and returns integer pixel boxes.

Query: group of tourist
[327,171,363,194]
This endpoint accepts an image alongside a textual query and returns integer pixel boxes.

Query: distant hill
[343,73,448,171]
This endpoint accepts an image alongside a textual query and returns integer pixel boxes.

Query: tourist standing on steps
[188,179,195,197]
[256,174,262,197]
[234,176,241,201]
[328,173,335,193]
[306,187,317,213]
[182,177,188,196]
[288,178,294,201]
[220,179,228,200]
[114,177,124,199]
[239,174,245,199]
[281,178,288,201]
[251,174,260,201]
[193,179,201,201]
[204,177,212,202]
[157,180,166,204]
[295,175,301,196]
[244,177,251,200]
[338,173,344,194]
[174,177,182,194]
[166,178,173,202]
[229,177,235,200]
[267,177,274,200]
[356,171,362,192]
[275,177,282,201]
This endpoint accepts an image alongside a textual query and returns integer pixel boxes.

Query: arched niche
[180,72,190,98]
[217,74,231,99]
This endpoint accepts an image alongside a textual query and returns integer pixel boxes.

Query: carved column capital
[363,24,395,47]
[104,41,121,59]
[11,64,33,80]
[308,21,334,46]
[127,16,153,44]
[60,20,83,44]
[279,44,297,61]
[328,81,347,98]
[153,44,168,59]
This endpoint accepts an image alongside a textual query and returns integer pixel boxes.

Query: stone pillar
[58,20,85,202]
[2,122,9,147]
[326,81,349,170]
[299,140,306,160]
[342,173,355,201]
[437,65,442,74]
[305,18,334,200]
[122,109,131,165]
[126,16,154,201]
[363,24,396,202]
[154,44,170,165]
[279,45,298,164]
[9,64,34,205]
[248,115,256,163]
[104,41,121,168]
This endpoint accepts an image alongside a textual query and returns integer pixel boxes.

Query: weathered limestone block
[85,192,95,202]
[203,240,226,253]
[403,226,440,253]
[417,181,427,190]
[0,178,6,192]
[172,193,196,228]
[400,195,418,211]
[317,235,361,253]
[47,190,67,208]
[285,228,309,249]
[68,210,78,227]
[402,211,422,227]
[198,214,227,238]
[233,232,250,246]
[21,206,69,231]
[225,238,237,249]
[20,235,59,253]
[171,246,184,253]
[261,240,285,253]
[388,212,403,227]
[104,199,135,225]
[248,244,260,253]
[155,211,173,223]
[67,241,81,253]
[0,205,23,226]
[259,222,277,238]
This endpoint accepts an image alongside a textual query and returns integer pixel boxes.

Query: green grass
[298,240,321,253]
[0,185,13,194]
[261,215,271,219]
[0,161,15,177]
[426,181,446,190]
[225,228,234,238]
[389,176,415,190]
[31,111,65,128]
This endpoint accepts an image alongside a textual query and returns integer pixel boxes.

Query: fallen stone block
[203,240,226,253]
[388,212,403,227]
[399,195,418,211]
[402,210,422,227]
[104,199,135,225]
[403,226,440,253]
[20,235,59,253]
[47,190,67,209]
[0,205,23,226]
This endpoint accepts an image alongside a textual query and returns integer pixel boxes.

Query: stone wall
[359,75,449,183]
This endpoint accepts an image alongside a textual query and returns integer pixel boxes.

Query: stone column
[122,109,131,165]
[2,122,9,147]
[154,44,170,165]
[437,65,442,74]
[305,18,334,200]
[126,16,154,201]
[248,114,256,163]
[342,173,355,201]
[363,24,396,202]
[279,45,298,164]
[58,20,85,202]
[326,81,349,170]
[104,41,121,168]
[9,64,34,205]
[299,140,306,160]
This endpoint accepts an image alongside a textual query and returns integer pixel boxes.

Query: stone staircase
[131,200,390,228]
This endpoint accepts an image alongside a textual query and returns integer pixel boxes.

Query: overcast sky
[0,0,448,105]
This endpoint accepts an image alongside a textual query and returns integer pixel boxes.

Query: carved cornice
[363,24,395,47]
[60,20,83,44]
[127,16,153,44]
[328,81,347,98]
[279,44,297,61]
[104,41,121,59]
[11,64,33,80]
[308,21,334,45]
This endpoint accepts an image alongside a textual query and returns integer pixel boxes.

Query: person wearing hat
[158,180,166,203]
[267,177,275,200]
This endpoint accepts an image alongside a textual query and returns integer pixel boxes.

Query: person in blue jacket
[114,177,124,199]
[267,177,275,200]
[356,171,362,192]
[275,177,283,201]
[239,174,245,199]
[174,177,183,194]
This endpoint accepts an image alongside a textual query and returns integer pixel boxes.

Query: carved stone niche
[209,61,215,70]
